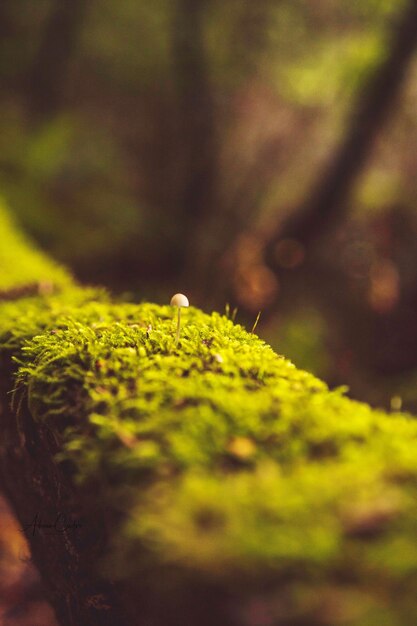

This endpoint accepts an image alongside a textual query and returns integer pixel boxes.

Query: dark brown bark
[0,351,129,626]
[0,291,251,626]
[0,357,254,626]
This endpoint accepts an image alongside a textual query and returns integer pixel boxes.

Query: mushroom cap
[170,293,189,308]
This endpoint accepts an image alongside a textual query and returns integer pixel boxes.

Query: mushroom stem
[176,307,181,345]
[170,293,189,346]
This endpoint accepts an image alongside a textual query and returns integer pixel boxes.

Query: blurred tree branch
[263,0,417,263]
[180,0,278,296]
[206,0,417,371]
[220,0,417,316]
[244,0,417,381]
[172,0,217,231]
[25,0,85,125]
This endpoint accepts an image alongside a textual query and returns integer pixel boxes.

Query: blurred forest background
[1,1,417,623]
[1,0,417,414]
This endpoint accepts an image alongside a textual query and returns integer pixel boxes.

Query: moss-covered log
[2,201,417,626]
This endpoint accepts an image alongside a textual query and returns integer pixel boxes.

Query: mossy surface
[0,201,71,293]
[3,295,417,622]
[2,202,417,624]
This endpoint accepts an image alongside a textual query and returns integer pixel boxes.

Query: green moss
[2,201,417,623]
[3,295,417,611]
[0,200,71,292]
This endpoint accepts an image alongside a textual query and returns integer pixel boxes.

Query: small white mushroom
[170,293,189,345]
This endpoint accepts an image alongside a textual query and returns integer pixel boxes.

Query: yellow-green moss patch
[2,200,417,624]
[0,201,71,293]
